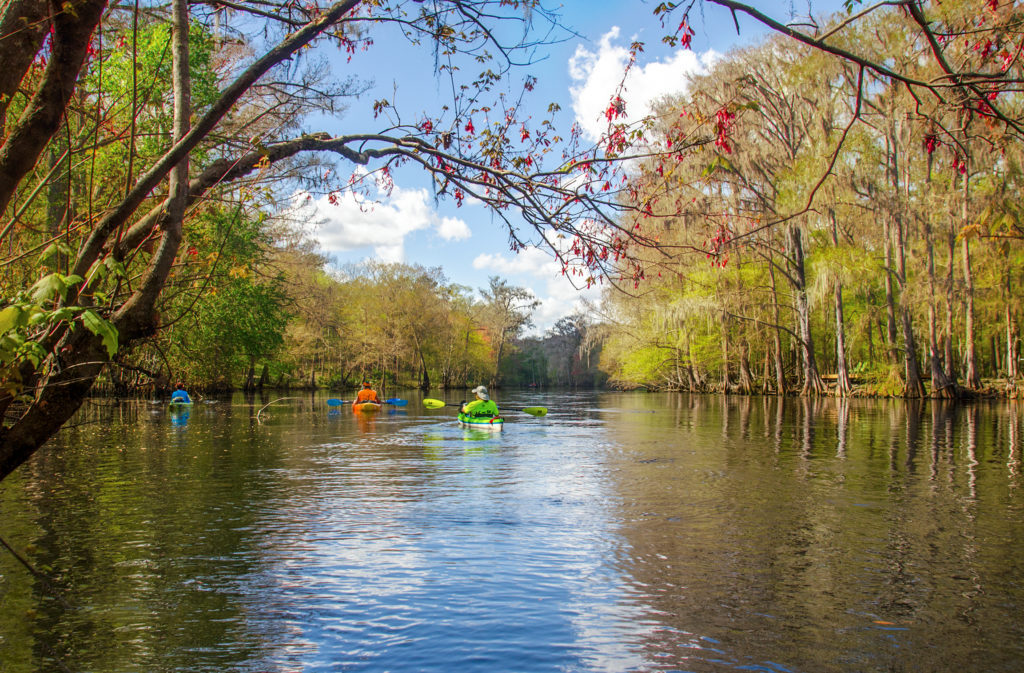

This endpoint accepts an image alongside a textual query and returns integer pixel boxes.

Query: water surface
[1,392,1021,672]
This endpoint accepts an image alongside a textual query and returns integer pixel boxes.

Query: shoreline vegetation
[85,375,1024,401]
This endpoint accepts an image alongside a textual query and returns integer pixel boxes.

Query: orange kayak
[352,402,382,413]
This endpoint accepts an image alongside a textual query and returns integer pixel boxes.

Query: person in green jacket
[461,385,499,417]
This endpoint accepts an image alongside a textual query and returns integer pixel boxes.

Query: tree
[2,0,725,482]
[479,276,539,387]
[592,1,1022,398]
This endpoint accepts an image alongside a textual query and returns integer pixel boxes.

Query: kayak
[457,412,503,431]
[353,401,382,413]
[169,400,193,408]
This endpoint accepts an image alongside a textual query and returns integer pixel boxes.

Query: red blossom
[1002,49,1017,71]
[714,108,736,154]
[677,18,695,50]
[605,95,626,122]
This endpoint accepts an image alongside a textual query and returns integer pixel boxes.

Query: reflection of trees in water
[0,398,302,672]
[601,395,1024,672]
[1010,402,1021,481]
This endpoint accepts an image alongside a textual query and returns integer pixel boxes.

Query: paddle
[422,398,547,417]
[327,398,407,407]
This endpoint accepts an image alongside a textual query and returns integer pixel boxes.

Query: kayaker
[354,381,380,405]
[171,382,192,404]
[461,385,499,418]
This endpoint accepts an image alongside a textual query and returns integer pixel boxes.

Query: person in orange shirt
[354,381,380,405]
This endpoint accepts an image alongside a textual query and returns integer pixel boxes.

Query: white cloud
[569,27,718,141]
[294,182,471,263]
[473,247,553,276]
[473,247,604,335]
[437,216,472,241]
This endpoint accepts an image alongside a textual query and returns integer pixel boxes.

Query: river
[0,392,1021,672]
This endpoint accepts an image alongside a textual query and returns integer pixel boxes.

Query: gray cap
[471,385,489,400]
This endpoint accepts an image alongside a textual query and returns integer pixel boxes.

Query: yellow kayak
[353,401,382,413]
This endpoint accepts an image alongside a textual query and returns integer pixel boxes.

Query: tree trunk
[0,0,108,215]
[721,312,731,393]
[492,326,507,389]
[244,356,256,392]
[762,349,772,394]
[961,171,981,389]
[768,253,786,395]
[46,138,71,271]
[0,333,110,481]
[788,225,826,395]
[259,364,269,389]
[945,220,958,385]
[962,238,981,388]
[1007,269,1019,384]
[894,208,925,398]
[0,0,52,133]
[925,217,955,397]
[901,307,926,397]
[834,282,851,396]
[883,216,899,364]
[991,334,1001,378]
[738,340,754,395]
[867,317,875,365]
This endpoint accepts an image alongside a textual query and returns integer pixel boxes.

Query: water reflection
[600,393,1024,673]
[169,406,190,429]
[0,393,1022,672]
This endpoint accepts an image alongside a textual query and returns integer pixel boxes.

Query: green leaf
[103,257,126,279]
[85,259,108,285]
[0,305,25,334]
[29,274,65,303]
[38,240,72,266]
[27,308,49,326]
[29,273,83,303]
[20,341,47,367]
[701,156,734,177]
[49,308,76,323]
[81,310,119,358]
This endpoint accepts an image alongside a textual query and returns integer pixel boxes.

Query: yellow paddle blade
[422,398,449,409]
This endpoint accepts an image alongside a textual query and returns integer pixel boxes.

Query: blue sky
[297,1,846,334]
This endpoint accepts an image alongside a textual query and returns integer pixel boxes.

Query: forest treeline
[119,244,609,394]
[597,4,1023,399]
